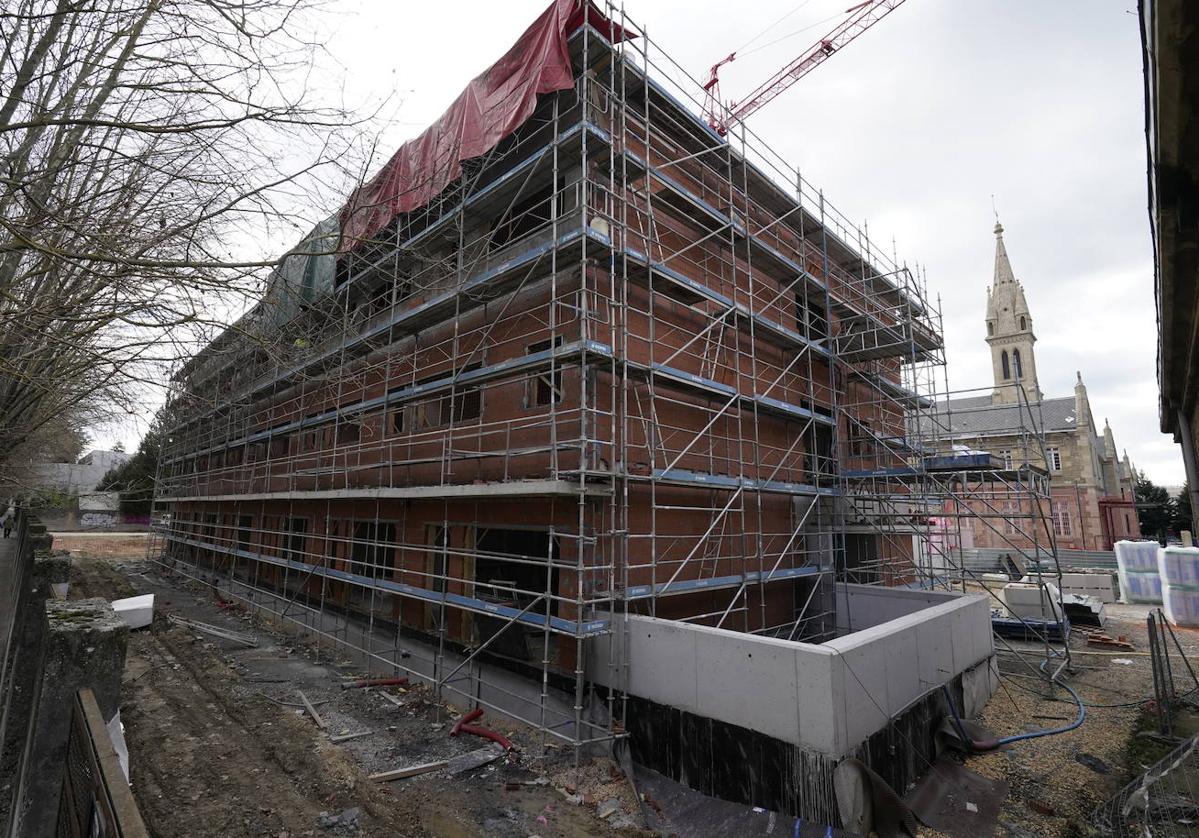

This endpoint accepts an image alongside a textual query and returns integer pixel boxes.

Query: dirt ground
[60,535,643,838]
[52,531,152,559]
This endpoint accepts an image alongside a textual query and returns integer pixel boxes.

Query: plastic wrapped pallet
[1115,540,1163,604]
[1158,546,1199,587]
[1119,571,1164,604]
[1115,540,1160,571]
[1161,585,1199,627]
[1158,546,1199,626]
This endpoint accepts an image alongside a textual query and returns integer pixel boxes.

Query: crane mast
[702,0,908,136]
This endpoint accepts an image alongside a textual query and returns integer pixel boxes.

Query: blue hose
[994,676,1086,745]
[940,658,1086,750]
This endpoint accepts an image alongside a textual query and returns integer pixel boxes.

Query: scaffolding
[148,0,1053,752]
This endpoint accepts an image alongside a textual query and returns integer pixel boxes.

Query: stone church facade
[935,222,1140,551]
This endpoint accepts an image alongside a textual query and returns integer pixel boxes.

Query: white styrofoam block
[1159,546,1199,587]
[111,594,154,629]
[1002,583,1063,621]
[1162,585,1199,627]
[1116,540,1160,572]
[1059,573,1117,603]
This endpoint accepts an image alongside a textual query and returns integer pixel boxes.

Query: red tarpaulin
[339,0,634,254]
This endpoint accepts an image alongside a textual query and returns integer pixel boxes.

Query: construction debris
[329,730,372,743]
[378,691,404,708]
[111,593,155,629]
[316,807,360,833]
[340,677,409,690]
[297,690,326,729]
[445,744,506,776]
[167,613,257,647]
[369,760,448,783]
[1085,631,1135,651]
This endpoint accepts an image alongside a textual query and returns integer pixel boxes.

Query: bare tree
[0,0,373,479]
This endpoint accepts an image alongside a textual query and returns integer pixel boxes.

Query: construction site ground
[967,600,1199,837]
[60,534,645,838]
[56,533,1199,837]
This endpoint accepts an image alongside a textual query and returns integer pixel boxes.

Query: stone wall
[0,512,131,837]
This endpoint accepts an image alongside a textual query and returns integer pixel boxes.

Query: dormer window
[1019,315,1026,330]
[987,321,994,336]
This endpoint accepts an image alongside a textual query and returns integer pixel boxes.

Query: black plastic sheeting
[622,682,950,828]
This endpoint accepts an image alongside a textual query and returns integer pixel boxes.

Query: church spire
[986,218,1041,404]
[993,220,1017,285]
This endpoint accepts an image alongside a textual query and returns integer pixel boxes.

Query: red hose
[457,723,515,751]
[450,708,516,751]
[451,708,485,735]
[341,677,410,690]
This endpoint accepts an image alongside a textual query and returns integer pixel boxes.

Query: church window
[1047,447,1062,472]
[987,321,994,336]
[1052,506,1072,537]
[1019,315,1026,330]
[1001,350,1010,380]
[1013,349,1023,379]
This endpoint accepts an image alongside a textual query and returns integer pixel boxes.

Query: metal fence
[1091,734,1199,836]
[953,547,1119,574]
[57,688,148,838]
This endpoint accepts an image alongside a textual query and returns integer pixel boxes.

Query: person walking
[1,501,15,539]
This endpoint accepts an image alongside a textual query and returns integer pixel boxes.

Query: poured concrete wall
[834,583,961,632]
[589,583,993,757]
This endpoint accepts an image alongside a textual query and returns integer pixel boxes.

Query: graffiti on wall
[80,512,116,529]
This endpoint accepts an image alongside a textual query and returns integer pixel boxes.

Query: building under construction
[153,0,1020,820]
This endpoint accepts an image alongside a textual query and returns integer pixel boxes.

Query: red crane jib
[703,0,907,136]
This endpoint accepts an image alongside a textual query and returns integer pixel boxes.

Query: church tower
[985,220,1042,404]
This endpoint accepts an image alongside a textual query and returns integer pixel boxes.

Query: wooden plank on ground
[297,690,326,729]
[329,730,372,743]
[369,760,448,782]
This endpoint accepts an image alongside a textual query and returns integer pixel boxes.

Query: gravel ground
[966,602,1199,837]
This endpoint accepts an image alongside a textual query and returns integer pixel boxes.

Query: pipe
[940,657,1085,752]
[340,677,410,690]
[450,708,516,751]
[451,708,484,736]
[456,723,516,751]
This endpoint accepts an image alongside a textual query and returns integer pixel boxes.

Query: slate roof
[921,395,1080,438]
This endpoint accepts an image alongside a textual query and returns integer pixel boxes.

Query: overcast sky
[99,0,1180,485]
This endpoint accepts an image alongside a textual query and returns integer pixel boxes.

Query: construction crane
[702,0,907,136]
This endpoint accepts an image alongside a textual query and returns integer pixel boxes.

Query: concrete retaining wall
[590,583,994,757]
[834,583,962,632]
